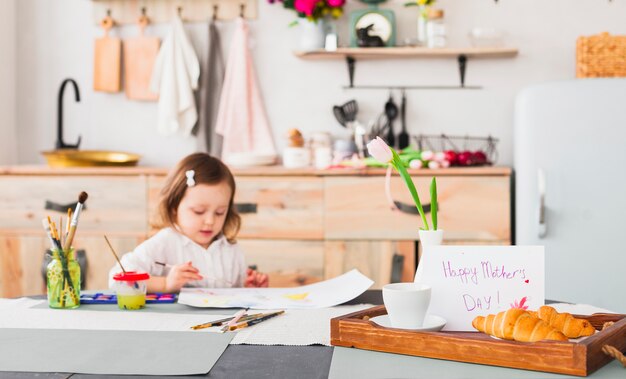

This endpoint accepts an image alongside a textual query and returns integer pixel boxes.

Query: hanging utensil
[341,100,358,123]
[398,90,410,149]
[333,105,347,127]
[384,93,399,148]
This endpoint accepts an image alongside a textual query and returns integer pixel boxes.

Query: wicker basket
[576,32,626,78]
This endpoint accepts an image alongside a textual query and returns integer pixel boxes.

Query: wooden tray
[331,305,626,376]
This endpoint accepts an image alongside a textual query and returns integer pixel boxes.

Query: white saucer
[369,314,446,332]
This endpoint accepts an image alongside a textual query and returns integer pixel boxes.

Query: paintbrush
[59,216,63,247]
[228,310,285,331]
[42,218,61,250]
[191,312,264,330]
[65,208,72,241]
[104,235,126,274]
[63,191,88,250]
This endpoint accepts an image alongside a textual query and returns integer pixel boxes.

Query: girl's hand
[165,261,203,292]
[245,268,269,288]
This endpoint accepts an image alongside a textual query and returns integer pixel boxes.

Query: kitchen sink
[41,150,141,167]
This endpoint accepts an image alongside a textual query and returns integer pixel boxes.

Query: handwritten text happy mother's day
[442,260,526,311]
[416,245,544,331]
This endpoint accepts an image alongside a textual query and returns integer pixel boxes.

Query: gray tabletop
[2,292,624,379]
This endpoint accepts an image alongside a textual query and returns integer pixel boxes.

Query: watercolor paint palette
[80,293,177,304]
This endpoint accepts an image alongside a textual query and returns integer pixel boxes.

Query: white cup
[382,282,431,329]
[314,147,332,169]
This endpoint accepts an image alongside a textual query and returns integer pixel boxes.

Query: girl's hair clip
[185,170,196,187]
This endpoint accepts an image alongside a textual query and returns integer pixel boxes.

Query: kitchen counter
[0,165,512,177]
[0,165,512,297]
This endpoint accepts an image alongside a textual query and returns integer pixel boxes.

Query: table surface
[3,291,624,379]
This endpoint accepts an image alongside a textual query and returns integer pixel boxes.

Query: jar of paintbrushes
[43,191,88,309]
[46,247,81,309]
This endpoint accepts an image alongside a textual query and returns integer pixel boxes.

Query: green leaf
[391,148,430,230]
[430,177,438,231]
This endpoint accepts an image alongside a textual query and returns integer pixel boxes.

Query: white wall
[0,0,17,164]
[14,0,626,167]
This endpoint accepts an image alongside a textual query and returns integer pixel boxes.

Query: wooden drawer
[235,177,324,239]
[325,240,415,289]
[0,176,147,235]
[325,176,511,242]
[148,175,324,239]
[239,239,324,287]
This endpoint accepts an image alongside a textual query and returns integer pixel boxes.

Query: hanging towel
[150,15,200,136]
[197,18,225,156]
[215,18,277,162]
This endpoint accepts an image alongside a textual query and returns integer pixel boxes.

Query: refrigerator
[514,79,626,313]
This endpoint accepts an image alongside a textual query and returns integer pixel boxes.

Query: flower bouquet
[269,0,346,22]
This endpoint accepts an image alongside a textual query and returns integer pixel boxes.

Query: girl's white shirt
[108,227,247,289]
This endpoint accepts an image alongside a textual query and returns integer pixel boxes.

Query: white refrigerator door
[514,79,626,313]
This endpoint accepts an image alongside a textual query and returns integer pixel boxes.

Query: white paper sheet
[230,304,372,346]
[0,307,231,332]
[178,269,374,309]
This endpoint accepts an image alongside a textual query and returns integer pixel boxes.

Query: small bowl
[41,150,141,168]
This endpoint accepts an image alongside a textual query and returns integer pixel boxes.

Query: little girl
[108,153,268,292]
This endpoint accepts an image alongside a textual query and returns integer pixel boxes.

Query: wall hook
[240,3,245,18]
[213,4,218,21]
[177,6,183,17]
[141,7,147,16]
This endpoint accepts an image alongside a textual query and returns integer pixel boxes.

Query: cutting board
[124,14,159,101]
[93,15,121,93]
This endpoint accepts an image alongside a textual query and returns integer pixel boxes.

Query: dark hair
[155,153,240,243]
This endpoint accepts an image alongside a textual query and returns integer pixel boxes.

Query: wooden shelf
[294,47,519,60]
[293,46,518,89]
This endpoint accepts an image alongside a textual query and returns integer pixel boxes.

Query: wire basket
[412,134,499,165]
[576,32,626,78]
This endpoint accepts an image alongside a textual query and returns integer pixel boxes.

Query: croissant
[472,308,568,342]
[527,305,596,338]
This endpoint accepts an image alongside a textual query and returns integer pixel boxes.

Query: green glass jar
[46,248,81,309]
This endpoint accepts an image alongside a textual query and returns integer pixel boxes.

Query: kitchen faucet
[56,78,82,150]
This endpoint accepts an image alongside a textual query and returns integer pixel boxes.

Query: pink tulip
[367,137,393,163]
[294,0,316,16]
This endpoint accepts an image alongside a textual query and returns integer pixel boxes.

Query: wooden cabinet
[235,177,324,240]
[325,174,510,242]
[0,166,512,296]
[238,239,324,287]
[0,175,147,235]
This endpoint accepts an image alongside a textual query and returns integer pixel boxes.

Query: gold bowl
[41,150,141,168]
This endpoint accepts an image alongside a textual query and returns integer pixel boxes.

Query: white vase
[414,229,444,283]
[416,7,428,46]
[298,19,325,51]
